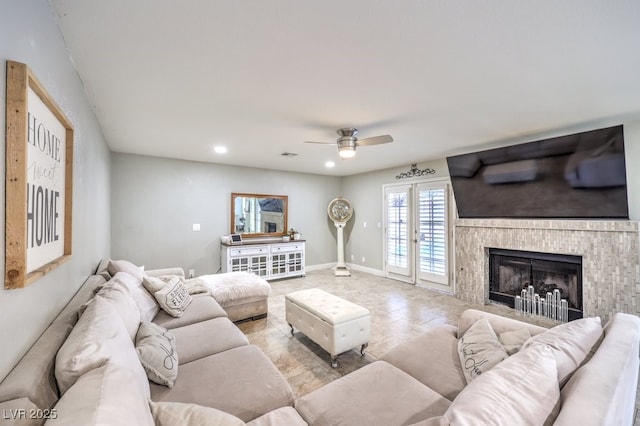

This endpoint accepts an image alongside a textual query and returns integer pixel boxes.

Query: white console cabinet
[221,240,305,280]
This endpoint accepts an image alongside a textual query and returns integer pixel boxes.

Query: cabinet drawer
[228,246,268,257]
[271,243,304,253]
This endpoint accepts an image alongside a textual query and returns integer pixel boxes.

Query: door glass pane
[386,191,408,268]
[418,187,446,276]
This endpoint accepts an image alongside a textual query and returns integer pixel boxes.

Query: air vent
[281,152,299,157]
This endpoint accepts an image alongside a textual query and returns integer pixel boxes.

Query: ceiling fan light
[338,145,356,158]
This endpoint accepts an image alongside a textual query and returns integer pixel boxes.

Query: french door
[384,181,451,292]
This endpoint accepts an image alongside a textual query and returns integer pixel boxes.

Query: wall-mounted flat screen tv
[446,125,629,219]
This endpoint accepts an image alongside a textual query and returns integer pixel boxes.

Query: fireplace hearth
[489,248,583,321]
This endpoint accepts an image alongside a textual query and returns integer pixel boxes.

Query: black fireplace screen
[489,249,583,320]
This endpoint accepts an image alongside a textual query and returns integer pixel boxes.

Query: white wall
[0,1,111,381]
[111,153,342,273]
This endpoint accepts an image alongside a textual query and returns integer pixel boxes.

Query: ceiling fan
[305,128,393,159]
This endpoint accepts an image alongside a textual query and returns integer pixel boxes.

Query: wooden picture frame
[5,60,73,289]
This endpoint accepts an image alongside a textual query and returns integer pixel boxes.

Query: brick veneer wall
[454,219,640,322]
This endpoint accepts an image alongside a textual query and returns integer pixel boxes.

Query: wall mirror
[231,193,288,238]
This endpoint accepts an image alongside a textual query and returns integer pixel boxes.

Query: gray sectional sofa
[0,260,638,425]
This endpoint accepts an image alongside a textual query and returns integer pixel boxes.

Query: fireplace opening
[489,248,583,321]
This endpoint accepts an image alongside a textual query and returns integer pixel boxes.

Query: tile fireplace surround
[454,219,639,322]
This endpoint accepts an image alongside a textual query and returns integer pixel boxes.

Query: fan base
[334,266,351,277]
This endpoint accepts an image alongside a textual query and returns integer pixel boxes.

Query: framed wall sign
[5,60,73,289]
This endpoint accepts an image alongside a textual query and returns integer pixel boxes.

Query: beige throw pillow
[107,259,146,281]
[149,401,245,426]
[135,322,179,388]
[499,328,532,355]
[153,276,193,318]
[445,344,560,425]
[457,317,508,383]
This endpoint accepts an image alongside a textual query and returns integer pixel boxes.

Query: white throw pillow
[499,328,532,355]
[445,344,560,425]
[46,362,154,426]
[149,401,245,426]
[522,316,602,384]
[110,271,159,322]
[55,297,149,397]
[96,282,141,341]
[153,276,193,318]
[136,322,179,388]
[457,317,508,383]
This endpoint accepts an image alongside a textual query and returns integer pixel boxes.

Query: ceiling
[49,0,640,176]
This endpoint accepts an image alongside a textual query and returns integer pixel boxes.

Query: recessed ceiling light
[214,146,227,154]
[325,161,335,168]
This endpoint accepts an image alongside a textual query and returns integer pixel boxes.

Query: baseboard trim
[305,263,336,272]
[305,263,384,277]
[347,263,384,277]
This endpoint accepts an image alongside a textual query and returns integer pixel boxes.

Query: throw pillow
[522,316,602,385]
[457,317,508,383]
[499,328,532,355]
[135,322,179,388]
[445,344,560,426]
[149,401,245,426]
[153,276,193,318]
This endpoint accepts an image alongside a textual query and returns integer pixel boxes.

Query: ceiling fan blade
[304,141,335,145]
[356,135,393,146]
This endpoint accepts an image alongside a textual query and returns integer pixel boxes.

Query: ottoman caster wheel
[289,323,294,336]
[360,343,368,356]
[331,358,338,368]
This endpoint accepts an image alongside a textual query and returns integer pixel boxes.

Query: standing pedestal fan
[327,197,354,277]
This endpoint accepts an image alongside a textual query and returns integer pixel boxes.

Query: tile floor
[236,268,640,425]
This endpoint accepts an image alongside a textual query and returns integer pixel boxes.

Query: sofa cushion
[136,322,179,388]
[142,275,167,293]
[381,325,466,400]
[149,345,294,422]
[110,271,159,322]
[170,317,249,364]
[0,275,106,414]
[152,276,193,317]
[246,406,308,426]
[554,313,640,426]
[445,344,560,426]
[457,317,508,383]
[153,294,227,329]
[522,316,602,384]
[55,297,149,397]
[149,401,244,426]
[46,362,154,426]
[96,280,141,341]
[458,308,547,337]
[295,361,451,426]
[107,259,146,281]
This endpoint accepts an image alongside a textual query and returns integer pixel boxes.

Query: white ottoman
[285,288,370,367]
